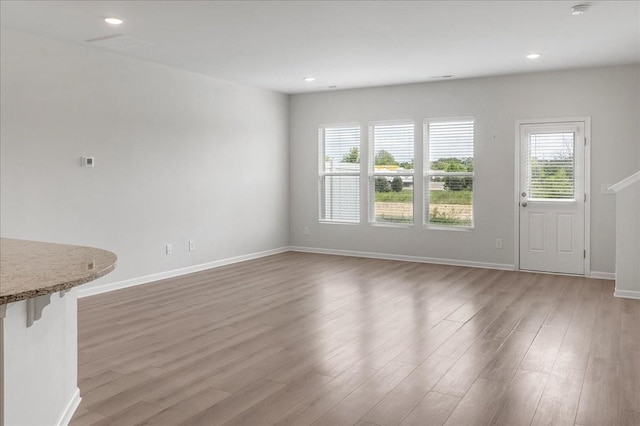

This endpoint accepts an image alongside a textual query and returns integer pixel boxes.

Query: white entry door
[519,122,586,275]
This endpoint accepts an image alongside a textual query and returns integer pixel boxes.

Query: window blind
[372,123,414,172]
[319,126,360,222]
[527,132,575,199]
[428,120,474,171]
[370,122,415,224]
[322,127,361,172]
[425,119,474,227]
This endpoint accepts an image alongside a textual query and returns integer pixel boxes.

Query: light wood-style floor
[70,252,640,426]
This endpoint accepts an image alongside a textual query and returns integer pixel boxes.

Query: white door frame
[514,117,591,276]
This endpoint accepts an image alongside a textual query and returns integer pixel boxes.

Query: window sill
[368,222,415,229]
[424,225,475,232]
[319,220,360,226]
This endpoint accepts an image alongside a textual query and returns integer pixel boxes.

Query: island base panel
[1,289,80,426]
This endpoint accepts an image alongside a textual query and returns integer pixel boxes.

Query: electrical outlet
[189,240,195,251]
[166,244,172,255]
[495,238,503,249]
[304,226,310,235]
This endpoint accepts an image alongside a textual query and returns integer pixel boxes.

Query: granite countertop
[0,238,117,304]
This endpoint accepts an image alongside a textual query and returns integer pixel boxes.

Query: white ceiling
[1,1,638,94]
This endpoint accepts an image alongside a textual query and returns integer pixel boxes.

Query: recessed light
[526,53,541,59]
[303,77,316,82]
[104,17,124,25]
[570,4,590,15]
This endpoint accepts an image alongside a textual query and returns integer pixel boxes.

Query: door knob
[521,202,528,207]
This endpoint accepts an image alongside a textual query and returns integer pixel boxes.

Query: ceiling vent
[84,34,150,51]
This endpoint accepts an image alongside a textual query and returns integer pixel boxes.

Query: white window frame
[318,123,361,224]
[424,117,475,230]
[368,119,415,227]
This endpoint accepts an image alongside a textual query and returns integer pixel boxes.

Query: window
[369,122,414,224]
[318,125,361,222]
[527,132,575,200]
[424,119,474,227]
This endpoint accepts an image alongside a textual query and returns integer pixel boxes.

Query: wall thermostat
[81,156,95,167]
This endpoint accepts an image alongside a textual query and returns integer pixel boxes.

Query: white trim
[614,289,640,300]
[426,171,474,177]
[290,246,514,271]
[514,116,591,275]
[371,172,414,176]
[609,171,640,193]
[513,122,520,271]
[77,246,290,298]
[56,388,81,426]
[424,225,475,232]
[368,221,414,228]
[585,118,592,277]
[423,116,476,124]
[589,271,615,280]
[0,304,3,426]
[319,172,360,177]
[319,219,360,225]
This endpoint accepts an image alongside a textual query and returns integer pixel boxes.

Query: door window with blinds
[369,122,415,224]
[318,125,361,223]
[526,132,575,200]
[424,118,474,227]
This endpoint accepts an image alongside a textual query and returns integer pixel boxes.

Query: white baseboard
[289,246,515,271]
[57,388,81,426]
[614,289,640,300]
[81,245,617,299]
[78,246,290,298]
[589,271,616,280]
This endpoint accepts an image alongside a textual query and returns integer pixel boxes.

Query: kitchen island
[0,238,116,426]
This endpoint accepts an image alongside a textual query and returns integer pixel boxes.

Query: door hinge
[584,250,586,258]
[584,137,587,145]
[584,193,587,202]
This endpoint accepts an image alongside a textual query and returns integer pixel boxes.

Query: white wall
[289,65,640,274]
[2,27,638,282]
[0,29,290,289]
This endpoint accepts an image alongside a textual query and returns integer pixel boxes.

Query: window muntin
[424,119,474,227]
[369,122,414,225]
[319,125,361,222]
[527,132,575,200]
